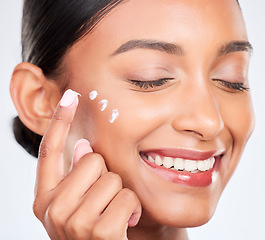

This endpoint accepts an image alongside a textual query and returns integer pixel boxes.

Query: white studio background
[0,1,264,239]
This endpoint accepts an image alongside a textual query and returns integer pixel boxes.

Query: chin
[141,197,217,228]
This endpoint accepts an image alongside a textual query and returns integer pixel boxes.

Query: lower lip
[141,156,220,187]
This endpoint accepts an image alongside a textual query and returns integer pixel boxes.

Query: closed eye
[127,78,174,90]
[212,79,249,92]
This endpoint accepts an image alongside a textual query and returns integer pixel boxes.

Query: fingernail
[128,205,142,227]
[60,89,81,107]
[74,139,92,152]
[72,139,93,168]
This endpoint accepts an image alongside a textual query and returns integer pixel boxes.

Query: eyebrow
[218,41,253,56]
[111,39,184,56]
[111,39,253,57]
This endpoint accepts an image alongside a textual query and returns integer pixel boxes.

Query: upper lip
[140,148,224,160]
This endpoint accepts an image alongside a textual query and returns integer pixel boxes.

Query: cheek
[220,94,255,181]
[76,91,172,166]
[222,95,255,145]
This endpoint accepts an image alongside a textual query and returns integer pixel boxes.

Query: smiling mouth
[141,154,215,173]
[139,149,224,187]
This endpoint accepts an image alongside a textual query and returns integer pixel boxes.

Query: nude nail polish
[60,89,80,107]
[72,139,93,168]
[74,139,93,152]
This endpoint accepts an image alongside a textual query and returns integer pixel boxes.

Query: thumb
[71,139,93,169]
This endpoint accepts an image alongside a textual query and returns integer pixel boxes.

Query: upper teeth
[147,155,215,172]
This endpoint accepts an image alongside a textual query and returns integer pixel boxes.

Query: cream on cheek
[110,109,119,123]
[89,90,98,100]
[89,90,120,124]
[99,99,108,111]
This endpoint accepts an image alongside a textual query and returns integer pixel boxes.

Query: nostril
[184,130,203,138]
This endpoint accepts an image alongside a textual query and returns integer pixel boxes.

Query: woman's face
[63,0,254,227]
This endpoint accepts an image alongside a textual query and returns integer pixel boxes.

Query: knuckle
[66,217,92,238]
[104,172,122,189]
[38,138,53,160]
[81,153,105,169]
[32,198,42,220]
[46,203,65,228]
[53,106,73,126]
[119,188,137,202]
[52,109,65,123]
[87,153,104,165]
[33,194,51,222]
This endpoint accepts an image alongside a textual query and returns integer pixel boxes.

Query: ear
[10,62,61,136]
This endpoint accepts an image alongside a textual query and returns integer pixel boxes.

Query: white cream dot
[109,109,119,123]
[99,99,108,111]
[89,90,98,100]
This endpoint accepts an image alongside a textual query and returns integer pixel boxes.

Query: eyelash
[128,78,173,89]
[212,79,249,92]
[128,78,249,92]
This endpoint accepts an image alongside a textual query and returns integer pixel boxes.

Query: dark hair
[13,0,126,158]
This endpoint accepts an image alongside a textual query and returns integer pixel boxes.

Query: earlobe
[10,62,61,136]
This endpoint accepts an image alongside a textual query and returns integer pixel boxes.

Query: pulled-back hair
[13,0,126,158]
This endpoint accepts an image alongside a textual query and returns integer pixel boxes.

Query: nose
[172,83,224,141]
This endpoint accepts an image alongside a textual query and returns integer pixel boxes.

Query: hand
[33,89,142,240]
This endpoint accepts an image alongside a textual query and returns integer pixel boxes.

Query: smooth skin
[10,0,254,239]
[33,91,141,239]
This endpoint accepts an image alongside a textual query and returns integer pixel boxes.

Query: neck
[127,218,188,240]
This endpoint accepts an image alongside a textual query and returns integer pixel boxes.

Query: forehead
[70,0,247,62]
[94,1,243,42]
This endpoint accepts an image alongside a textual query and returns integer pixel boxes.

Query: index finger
[35,89,80,194]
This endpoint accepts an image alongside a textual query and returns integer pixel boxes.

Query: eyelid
[127,78,175,90]
[212,79,249,92]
